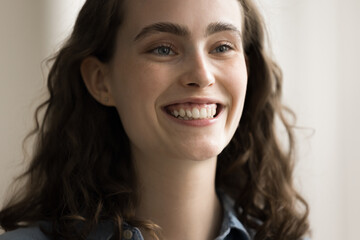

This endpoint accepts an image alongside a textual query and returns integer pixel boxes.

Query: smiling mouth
[164,103,223,120]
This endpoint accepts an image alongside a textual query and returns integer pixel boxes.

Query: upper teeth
[170,106,217,120]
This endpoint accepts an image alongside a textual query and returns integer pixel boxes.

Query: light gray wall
[258,0,360,239]
[338,1,360,239]
[0,0,46,204]
[0,0,85,204]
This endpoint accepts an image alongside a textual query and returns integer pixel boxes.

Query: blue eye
[214,44,232,53]
[151,45,176,56]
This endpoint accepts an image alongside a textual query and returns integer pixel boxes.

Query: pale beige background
[1,1,359,239]
[0,0,46,204]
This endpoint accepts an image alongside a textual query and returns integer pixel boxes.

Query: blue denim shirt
[119,192,253,240]
[0,192,309,240]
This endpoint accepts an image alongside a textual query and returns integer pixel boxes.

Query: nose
[179,53,215,88]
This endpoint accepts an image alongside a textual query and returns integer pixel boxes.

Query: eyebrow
[206,22,241,38]
[133,21,241,41]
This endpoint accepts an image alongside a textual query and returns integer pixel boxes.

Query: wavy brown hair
[0,0,310,239]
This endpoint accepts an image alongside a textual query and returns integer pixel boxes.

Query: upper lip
[162,97,225,108]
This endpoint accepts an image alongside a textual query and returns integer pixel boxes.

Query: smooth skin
[81,0,248,239]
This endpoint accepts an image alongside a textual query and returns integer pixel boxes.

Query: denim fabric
[118,191,252,240]
[0,220,115,240]
[0,191,309,240]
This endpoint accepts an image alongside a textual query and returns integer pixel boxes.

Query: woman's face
[107,0,247,161]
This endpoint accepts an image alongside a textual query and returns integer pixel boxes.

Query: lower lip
[163,107,223,127]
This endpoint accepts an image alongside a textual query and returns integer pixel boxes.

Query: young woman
[0,0,310,239]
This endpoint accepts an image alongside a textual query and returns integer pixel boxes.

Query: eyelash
[149,44,177,56]
[148,42,235,57]
[212,42,235,54]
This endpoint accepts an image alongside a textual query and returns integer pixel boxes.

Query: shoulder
[0,225,49,240]
[0,220,114,240]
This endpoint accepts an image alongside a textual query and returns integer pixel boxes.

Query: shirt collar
[215,189,252,240]
[87,190,253,240]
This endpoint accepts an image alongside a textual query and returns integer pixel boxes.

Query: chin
[176,141,225,162]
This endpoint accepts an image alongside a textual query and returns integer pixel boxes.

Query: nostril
[187,83,199,87]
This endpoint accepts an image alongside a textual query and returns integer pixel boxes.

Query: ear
[80,57,115,106]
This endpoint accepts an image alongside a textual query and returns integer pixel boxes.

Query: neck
[132,149,223,240]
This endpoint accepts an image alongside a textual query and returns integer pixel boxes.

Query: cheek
[232,69,248,105]
[223,58,248,107]
[110,76,156,151]
[222,59,248,128]
[108,60,173,148]
[111,75,155,131]
[111,60,168,112]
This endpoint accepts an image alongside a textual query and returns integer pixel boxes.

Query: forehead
[120,0,243,38]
